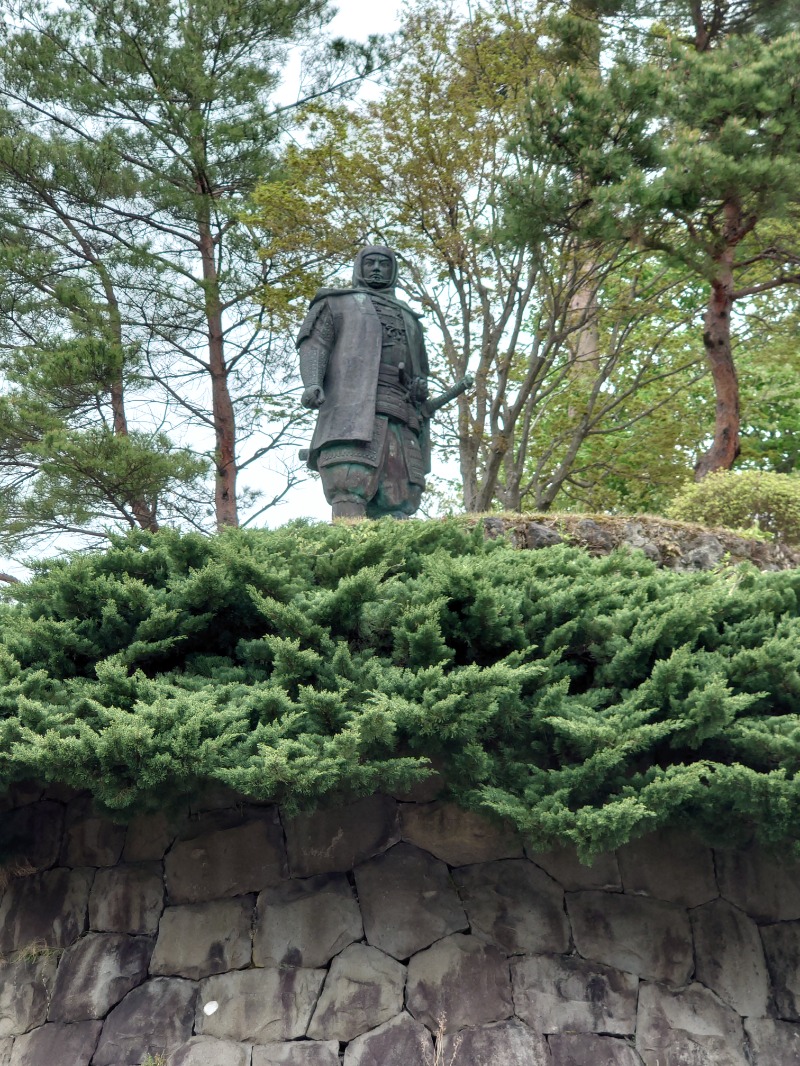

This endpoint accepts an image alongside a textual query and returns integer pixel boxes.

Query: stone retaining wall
[1,785,800,1065]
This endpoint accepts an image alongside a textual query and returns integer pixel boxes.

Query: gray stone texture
[307,943,406,1042]
[150,896,254,980]
[0,1039,10,1066]
[567,890,694,984]
[512,953,638,1034]
[0,955,58,1037]
[528,845,622,891]
[48,932,152,1021]
[636,982,748,1066]
[92,976,197,1066]
[254,873,362,969]
[355,843,466,960]
[88,861,164,934]
[406,932,512,1034]
[716,846,800,921]
[197,967,326,1043]
[549,1033,644,1066]
[166,813,287,903]
[745,1017,800,1065]
[400,800,522,866]
[453,858,569,955]
[169,1036,251,1066]
[0,867,93,953]
[284,794,399,877]
[123,809,179,861]
[761,921,800,1020]
[1,801,64,874]
[343,1012,433,1066]
[439,1019,550,1066]
[60,803,126,867]
[253,1043,341,1066]
[691,899,769,1017]
[617,829,717,907]
[8,1020,102,1066]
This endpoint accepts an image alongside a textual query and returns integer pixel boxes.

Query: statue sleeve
[298,302,335,388]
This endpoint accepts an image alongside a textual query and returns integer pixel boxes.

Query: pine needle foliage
[3,520,800,858]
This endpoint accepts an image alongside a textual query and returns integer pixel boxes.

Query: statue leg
[319,459,380,520]
[366,422,425,519]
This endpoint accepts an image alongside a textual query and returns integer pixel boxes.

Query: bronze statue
[297,246,470,520]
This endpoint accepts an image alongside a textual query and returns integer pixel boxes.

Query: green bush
[667,470,800,543]
[2,519,800,858]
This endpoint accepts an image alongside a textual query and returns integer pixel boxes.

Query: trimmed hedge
[2,519,800,858]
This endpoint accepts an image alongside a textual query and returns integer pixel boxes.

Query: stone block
[617,829,717,907]
[716,846,800,922]
[48,932,152,1021]
[343,1012,433,1066]
[60,802,126,867]
[355,843,466,960]
[123,810,180,862]
[150,897,254,980]
[307,943,406,1042]
[567,890,693,984]
[0,955,58,1037]
[528,845,622,891]
[166,814,287,903]
[8,1021,102,1066]
[0,801,64,875]
[453,858,569,955]
[0,867,93,953]
[92,976,197,1066]
[197,967,326,1043]
[439,1019,549,1066]
[512,954,638,1034]
[254,873,362,969]
[169,1036,251,1066]
[0,1039,10,1066]
[761,921,800,1020]
[636,981,748,1066]
[549,1034,643,1066]
[691,899,768,1016]
[389,769,445,804]
[88,862,164,935]
[406,932,512,1034]
[284,795,399,877]
[745,1017,800,1065]
[400,800,521,866]
[253,1043,341,1066]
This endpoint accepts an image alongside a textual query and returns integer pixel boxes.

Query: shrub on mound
[2,519,800,858]
[667,469,800,543]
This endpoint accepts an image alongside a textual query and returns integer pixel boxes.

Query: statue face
[361,253,393,289]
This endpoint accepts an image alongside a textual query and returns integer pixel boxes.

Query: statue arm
[298,303,335,409]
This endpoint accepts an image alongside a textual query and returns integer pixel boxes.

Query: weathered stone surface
[636,982,748,1066]
[284,795,399,877]
[400,801,522,866]
[307,944,406,1042]
[691,899,768,1017]
[567,890,693,984]
[0,955,58,1037]
[406,932,512,1034]
[549,1033,643,1066]
[197,968,326,1043]
[0,867,93,953]
[512,954,638,1034]
[526,522,564,549]
[150,897,253,980]
[355,843,466,960]
[254,873,362,969]
[761,921,800,1020]
[60,802,126,867]
[439,1019,549,1066]
[343,1012,433,1066]
[8,1021,102,1066]
[88,862,164,934]
[123,810,180,862]
[528,845,622,891]
[166,814,287,903]
[716,846,800,922]
[48,932,152,1021]
[453,858,569,956]
[745,1017,800,1065]
[253,1043,341,1066]
[0,801,63,875]
[0,1038,10,1066]
[169,1036,251,1066]
[92,976,197,1066]
[617,829,717,907]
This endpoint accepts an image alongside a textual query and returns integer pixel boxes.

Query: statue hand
[302,385,325,409]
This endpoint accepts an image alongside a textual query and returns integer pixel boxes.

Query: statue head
[353,245,398,292]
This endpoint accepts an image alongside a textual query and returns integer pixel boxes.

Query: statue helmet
[352,245,398,291]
